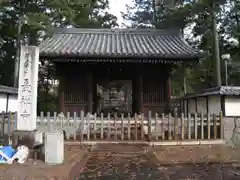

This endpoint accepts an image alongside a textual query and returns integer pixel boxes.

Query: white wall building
[0,85,18,112]
[180,86,240,117]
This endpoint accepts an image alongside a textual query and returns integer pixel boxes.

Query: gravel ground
[69,144,240,180]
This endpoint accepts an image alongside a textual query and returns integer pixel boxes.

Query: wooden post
[87,71,93,113]
[121,114,124,140]
[207,113,211,139]
[134,113,138,140]
[161,113,165,140]
[93,113,97,140]
[166,70,172,112]
[134,74,143,113]
[213,113,217,139]
[80,110,84,141]
[201,112,204,140]
[181,113,184,140]
[139,75,143,113]
[140,114,144,140]
[128,113,131,140]
[220,111,224,139]
[188,113,191,140]
[87,113,90,140]
[194,113,198,139]
[73,112,77,140]
[107,113,111,139]
[148,111,152,141]
[168,113,172,140]
[100,113,104,139]
[155,113,159,141]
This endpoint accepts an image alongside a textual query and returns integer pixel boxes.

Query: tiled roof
[0,85,18,94]
[182,86,240,99]
[39,28,205,60]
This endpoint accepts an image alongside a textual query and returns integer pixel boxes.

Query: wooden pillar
[87,71,93,113]
[133,72,143,114]
[138,75,143,113]
[166,73,172,113]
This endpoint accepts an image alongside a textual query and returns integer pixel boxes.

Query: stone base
[12,130,43,148]
[45,130,64,164]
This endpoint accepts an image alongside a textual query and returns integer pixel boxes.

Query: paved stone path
[70,144,240,180]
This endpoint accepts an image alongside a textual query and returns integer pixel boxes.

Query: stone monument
[12,46,42,147]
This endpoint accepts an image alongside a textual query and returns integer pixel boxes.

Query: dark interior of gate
[56,63,170,116]
[39,28,205,117]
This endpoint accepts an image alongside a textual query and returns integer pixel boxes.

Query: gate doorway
[95,79,132,116]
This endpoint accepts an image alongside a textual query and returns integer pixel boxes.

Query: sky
[108,0,134,27]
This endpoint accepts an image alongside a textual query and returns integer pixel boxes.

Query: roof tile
[39,28,205,60]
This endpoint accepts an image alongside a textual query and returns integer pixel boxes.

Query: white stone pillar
[17,46,39,131]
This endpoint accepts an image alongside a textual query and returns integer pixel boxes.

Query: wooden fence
[0,111,223,142]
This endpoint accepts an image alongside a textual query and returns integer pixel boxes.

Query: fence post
[128,113,131,140]
[207,113,211,139]
[121,113,124,140]
[107,113,111,140]
[114,113,117,140]
[188,113,191,140]
[14,111,17,132]
[7,112,10,140]
[9,112,13,144]
[134,113,138,140]
[53,112,57,130]
[73,112,77,140]
[80,110,84,141]
[194,113,198,139]
[93,113,97,140]
[40,111,44,127]
[213,113,217,139]
[66,112,70,139]
[181,113,184,140]
[140,113,144,140]
[219,111,224,139]
[174,111,178,140]
[148,111,152,141]
[201,112,204,140]
[87,113,90,140]
[1,112,4,137]
[168,113,172,140]
[155,113,159,141]
[161,113,165,140]
[100,113,104,139]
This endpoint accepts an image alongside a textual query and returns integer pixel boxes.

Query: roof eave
[39,53,204,62]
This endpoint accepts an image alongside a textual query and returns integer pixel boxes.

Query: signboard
[17,46,39,131]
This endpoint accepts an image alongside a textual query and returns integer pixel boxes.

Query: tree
[0,0,118,112]
[122,0,240,96]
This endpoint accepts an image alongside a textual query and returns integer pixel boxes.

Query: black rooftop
[39,28,205,61]
[182,86,240,99]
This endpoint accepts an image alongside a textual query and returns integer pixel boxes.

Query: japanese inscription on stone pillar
[17,46,39,131]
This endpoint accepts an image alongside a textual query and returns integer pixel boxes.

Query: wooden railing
[0,111,223,142]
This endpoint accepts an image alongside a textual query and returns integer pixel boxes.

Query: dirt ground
[0,145,86,179]
[152,145,240,164]
[0,144,240,179]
